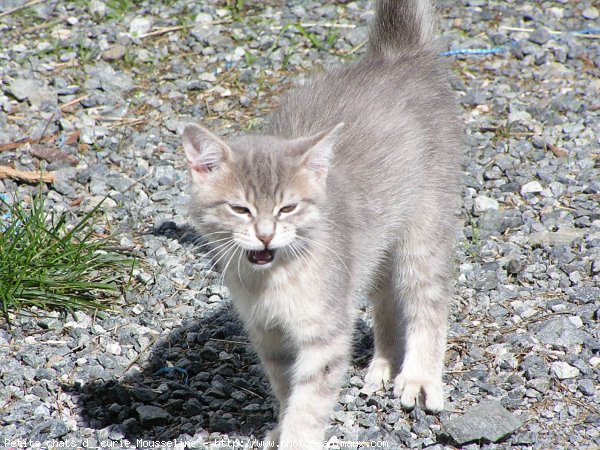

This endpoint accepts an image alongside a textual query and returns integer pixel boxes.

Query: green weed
[0,188,135,325]
[106,0,136,20]
[226,0,246,20]
[268,22,350,60]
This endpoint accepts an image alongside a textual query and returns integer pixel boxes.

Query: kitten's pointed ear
[292,123,345,176]
[182,123,231,182]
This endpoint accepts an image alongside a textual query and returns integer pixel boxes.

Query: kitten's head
[182,122,344,269]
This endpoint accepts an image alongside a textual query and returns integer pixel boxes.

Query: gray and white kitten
[182,0,462,446]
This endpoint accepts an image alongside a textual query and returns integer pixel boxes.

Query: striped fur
[183,0,462,446]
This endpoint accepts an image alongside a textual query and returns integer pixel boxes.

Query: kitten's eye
[229,205,251,215]
[278,204,298,215]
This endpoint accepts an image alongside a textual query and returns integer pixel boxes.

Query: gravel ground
[1,0,599,449]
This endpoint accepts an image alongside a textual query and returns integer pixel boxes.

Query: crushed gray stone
[1,0,599,449]
[442,400,523,445]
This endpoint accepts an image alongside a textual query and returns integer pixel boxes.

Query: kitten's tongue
[247,249,275,265]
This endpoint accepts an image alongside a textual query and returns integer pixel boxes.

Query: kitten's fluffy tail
[367,0,435,56]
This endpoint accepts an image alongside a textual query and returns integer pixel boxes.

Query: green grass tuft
[0,189,135,324]
[268,22,352,61]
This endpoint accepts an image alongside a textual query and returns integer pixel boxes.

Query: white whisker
[219,244,239,286]
[296,235,350,274]
[289,241,310,268]
[206,241,237,275]
[236,250,252,296]
[202,239,236,260]
[199,230,231,238]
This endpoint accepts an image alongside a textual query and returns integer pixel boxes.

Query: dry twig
[139,25,185,39]
[499,26,600,39]
[60,95,89,111]
[0,166,54,183]
[0,130,80,152]
[0,0,46,18]
[118,335,158,379]
[547,142,568,157]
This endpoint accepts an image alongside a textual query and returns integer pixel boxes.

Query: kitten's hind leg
[391,224,452,413]
[365,270,402,387]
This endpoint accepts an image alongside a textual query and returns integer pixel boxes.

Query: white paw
[393,372,444,412]
[364,357,393,386]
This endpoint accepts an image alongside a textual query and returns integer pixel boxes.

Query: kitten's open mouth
[247,249,275,265]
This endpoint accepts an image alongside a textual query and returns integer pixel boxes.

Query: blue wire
[576,28,600,35]
[441,47,507,56]
[441,28,600,57]
[153,366,189,384]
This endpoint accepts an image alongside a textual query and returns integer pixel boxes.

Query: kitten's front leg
[278,332,352,449]
[250,329,294,444]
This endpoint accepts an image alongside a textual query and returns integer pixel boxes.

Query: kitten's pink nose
[257,233,274,247]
